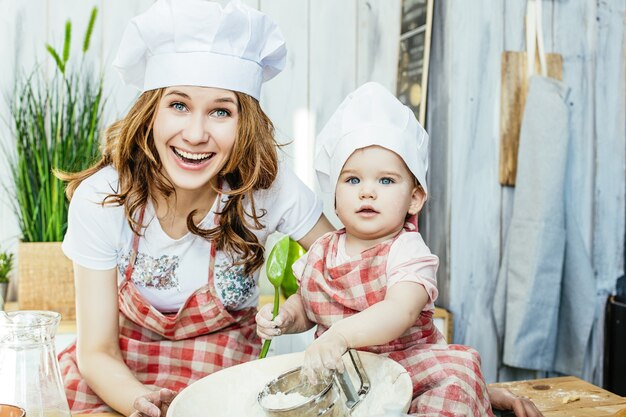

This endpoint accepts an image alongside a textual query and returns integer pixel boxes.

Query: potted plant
[0,249,15,310]
[5,8,104,319]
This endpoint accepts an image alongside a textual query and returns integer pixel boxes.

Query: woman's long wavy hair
[59,89,278,275]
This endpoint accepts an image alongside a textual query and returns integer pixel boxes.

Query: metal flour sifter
[258,350,370,417]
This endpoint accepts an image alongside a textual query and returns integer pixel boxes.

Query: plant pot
[0,282,8,310]
[17,242,75,320]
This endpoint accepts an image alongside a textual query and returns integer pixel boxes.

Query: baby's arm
[256,292,316,340]
[302,281,428,382]
[332,281,428,346]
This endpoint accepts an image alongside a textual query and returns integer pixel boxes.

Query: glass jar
[0,311,70,417]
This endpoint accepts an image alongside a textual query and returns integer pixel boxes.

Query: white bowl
[167,351,412,417]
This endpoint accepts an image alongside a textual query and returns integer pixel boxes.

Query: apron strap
[125,208,146,282]
[526,0,547,77]
[208,186,221,284]
[125,182,223,284]
[406,214,418,231]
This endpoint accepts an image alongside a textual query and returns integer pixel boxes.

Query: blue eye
[213,109,230,117]
[347,177,360,185]
[380,177,394,185]
[171,102,187,112]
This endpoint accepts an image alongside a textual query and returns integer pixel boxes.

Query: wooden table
[491,376,626,416]
[74,414,121,417]
[74,376,626,417]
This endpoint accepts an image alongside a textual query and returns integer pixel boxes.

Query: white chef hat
[315,82,430,195]
[112,0,286,100]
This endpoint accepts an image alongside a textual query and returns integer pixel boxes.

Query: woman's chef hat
[315,82,430,194]
[112,0,286,100]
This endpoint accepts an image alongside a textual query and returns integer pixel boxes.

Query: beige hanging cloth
[498,0,564,186]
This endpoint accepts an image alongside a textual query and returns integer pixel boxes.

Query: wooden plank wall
[0,0,623,385]
[0,0,401,244]
[425,0,624,384]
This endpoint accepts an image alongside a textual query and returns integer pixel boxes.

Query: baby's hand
[302,331,348,384]
[255,304,289,340]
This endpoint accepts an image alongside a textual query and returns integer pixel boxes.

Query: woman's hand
[129,388,177,417]
[302,330,348,384]
[489,387,544,417]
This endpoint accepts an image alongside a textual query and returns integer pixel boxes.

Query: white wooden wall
[0,0,401,254]
[425,0,624,385]
[0,0,623,386]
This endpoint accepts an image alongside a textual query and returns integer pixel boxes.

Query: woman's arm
[488,387,544,417]
[73,264,152,416]
[296,214,334,250]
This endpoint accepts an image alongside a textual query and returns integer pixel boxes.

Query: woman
[58,1,331,415]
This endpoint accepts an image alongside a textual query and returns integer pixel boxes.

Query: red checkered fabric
[299,230,495,417]
[58,207,261,413]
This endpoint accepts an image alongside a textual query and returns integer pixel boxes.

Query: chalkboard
[396,0,433,126]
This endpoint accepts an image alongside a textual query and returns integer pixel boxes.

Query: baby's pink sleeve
[292,252,309,283]
[386,233,439,311]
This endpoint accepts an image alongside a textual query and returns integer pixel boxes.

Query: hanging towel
[494,75,571,371]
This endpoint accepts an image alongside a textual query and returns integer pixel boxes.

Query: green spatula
[259,235,290,359]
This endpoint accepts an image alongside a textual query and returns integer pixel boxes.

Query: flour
[350,359,409,417]
[260,392,312,409]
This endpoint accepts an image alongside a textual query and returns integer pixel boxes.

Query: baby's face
[335,146,424,244]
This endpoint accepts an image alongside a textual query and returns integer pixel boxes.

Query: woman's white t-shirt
[62,163,323,313]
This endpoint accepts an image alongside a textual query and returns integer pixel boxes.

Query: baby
[257,82,494,416]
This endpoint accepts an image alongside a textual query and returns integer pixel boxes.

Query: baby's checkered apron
[58,206,260,413]
[299,230,495,416]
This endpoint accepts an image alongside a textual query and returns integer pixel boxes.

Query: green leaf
[265,235,290,287]
[46,44,65,74]
[63,20,72,64]
[9,28,104,242]
[83,7,98,53]
[0,250,14,282]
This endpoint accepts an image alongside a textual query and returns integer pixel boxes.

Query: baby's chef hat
[315,82,430,194]
[112,0,286,100]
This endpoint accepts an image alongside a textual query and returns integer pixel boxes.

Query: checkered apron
[58,205,261,413]
[300,230,495,417]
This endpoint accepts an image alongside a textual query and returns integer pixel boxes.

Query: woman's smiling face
[152,86,239,192]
